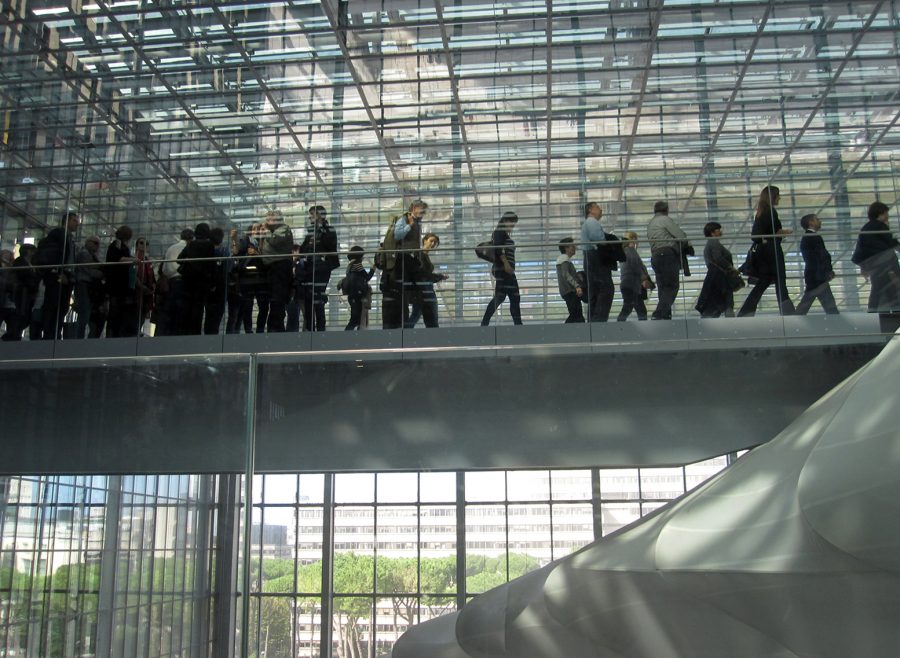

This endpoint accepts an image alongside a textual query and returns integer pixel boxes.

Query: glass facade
[1,0,899,332]
[1,456,733,657]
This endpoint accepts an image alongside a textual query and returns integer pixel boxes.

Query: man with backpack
[379,200,428,329]
[34,211,80,339]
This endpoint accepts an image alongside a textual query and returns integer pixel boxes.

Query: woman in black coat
[738,185,795,316]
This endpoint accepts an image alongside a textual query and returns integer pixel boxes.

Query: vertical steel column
[320,474,335,658]
[213,474,242,658]
[95,475,122,658]
[591,469,603,542]
[240,354,258,658]
[455,471,466,610]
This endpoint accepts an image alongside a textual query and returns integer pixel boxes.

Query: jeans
[481,271,522,326]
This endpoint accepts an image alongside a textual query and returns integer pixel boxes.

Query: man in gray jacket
[646,200,690,320]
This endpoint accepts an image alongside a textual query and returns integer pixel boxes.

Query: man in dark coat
[852,201,900,312]
[36,211,80,339]
[795,214,839,315]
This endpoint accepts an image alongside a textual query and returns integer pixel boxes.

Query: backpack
[474,241,496,263]
[378,216,401,271]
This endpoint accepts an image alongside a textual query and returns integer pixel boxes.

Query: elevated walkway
[0,314,892,476]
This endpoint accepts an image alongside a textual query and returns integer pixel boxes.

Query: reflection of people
[852,201,900,312]
[696,222,736,318]
[481,212,522,326]
[406,233,448,328]
[795,214,839,315]
[556,237,584,323]
[738,186,795,316]
[647,201,689,320]
[617,231,651,321]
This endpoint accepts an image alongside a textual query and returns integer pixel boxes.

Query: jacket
[619,246,650,293]
[800,230,833,288]
[556,254,580,296]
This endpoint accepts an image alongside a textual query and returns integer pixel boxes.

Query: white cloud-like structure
[394,332,900,657]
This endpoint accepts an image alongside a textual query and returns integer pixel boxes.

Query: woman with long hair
[738,185,795,316]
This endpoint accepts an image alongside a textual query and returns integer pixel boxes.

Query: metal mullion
[174,482,193,655]
[455,471,466,610]
[320,474,334,658]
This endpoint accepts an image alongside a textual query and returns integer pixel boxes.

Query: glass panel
[333,507,374,593]
[465,504,507,594]
[508,504,551,576]
[600,502,640,537]
[551,503,595,560]
[599,469,640,500]
[335,473,375,504]
[419,472,456,503]
[507,471,550,502]
[263,474,299,504]
[465,472,505,502]
[640,467,686,500]
[332,596,374,658]
[377,473,418,504]
[685,456,730,491]
[550,469,592,501]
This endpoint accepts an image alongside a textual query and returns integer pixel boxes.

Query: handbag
[725,269,746,291]
[739,243,760,282]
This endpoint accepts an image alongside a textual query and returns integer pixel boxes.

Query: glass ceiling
[1,0,898,278]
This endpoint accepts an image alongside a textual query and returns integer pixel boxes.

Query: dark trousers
[204,289,226,334]
[381,274,405,329]
[405,283,439,328]
[266,260,292,332]
[867,267,900,312]
[107,293,140,337]
[796,282,839,315]
[650,248,680,319]
[562,292,585,323]
[301,285,327,331]
[481,271,522,326]
[738,274,795,316]
[585,259,613,322]
[346,295,365,331]
[618,287,647,321]
[40,276,73,340]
